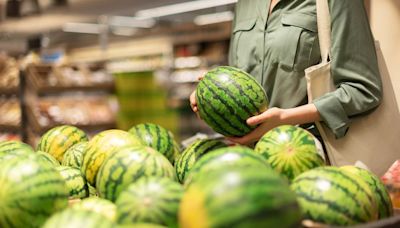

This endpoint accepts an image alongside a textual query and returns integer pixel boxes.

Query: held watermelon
[175,139,227,183]
[96,146,176,202]
[129,123,179,164]
[116,177,184,227]
[0,156,69,228]
[340,166,393,219]
[81,129,142,186]
[255,125,325,181]
[72,197,117,221]
[196,66,268,137]
[56,166,89,199]
[37,125,88,162]
[62,142,87,168]
[179,166,302,228]
[291,167,379,226]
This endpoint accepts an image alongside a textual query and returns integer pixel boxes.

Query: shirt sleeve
[312,0,382,138]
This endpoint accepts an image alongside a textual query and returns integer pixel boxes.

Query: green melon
[340,166,393,219]
[0,156,69,228]
[0,140,35,162]
[72,197,117,221]
[88,184,98,197]
[37,151,60,166]
[42,208,116,228]
[56,166,88,199]
[196,66,268,136]
[116,177,184,227]
[255,125,325,181]
[129,123,179,164]
[184,146,270,186]
[175,139,226,183]
[291,166,379,226]
[62,142,87,168]
[179,166,302,228]
[96,146,176,202]
[37,125,88,162]
[81,130,142,186]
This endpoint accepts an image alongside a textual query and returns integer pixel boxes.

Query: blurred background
[0,0,398,146]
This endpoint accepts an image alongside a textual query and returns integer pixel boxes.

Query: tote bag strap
[316,0,331,63]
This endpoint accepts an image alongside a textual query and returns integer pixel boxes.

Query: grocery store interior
[0,0,399,146]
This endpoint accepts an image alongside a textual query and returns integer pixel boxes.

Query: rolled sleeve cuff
[313,93,350,138]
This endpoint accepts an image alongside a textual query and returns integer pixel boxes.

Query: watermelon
[184,146,270,186]
[62,142,87,168]
[0,157,69,228]
[81,129,142,185]
[291,167,379,226]
[116,177,184,227]
[117,224,166,228]
[72,197,117,221]
[129,123,179,164]
[37,125,88,162]
[340,166,393,219]
[37,151,60,166]
[88,184,98,197]
[196,66,268,137]
[179,166,302,228]
[56,166,88,199]
[255,125,325,181]
[42,208,116,228]
[175,139,226,183]
[0,140,35,162]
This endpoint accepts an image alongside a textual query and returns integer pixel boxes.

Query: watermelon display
[62,142,87,168]
[96,146,176,202]
[179,166,302,228]
[255,125,325,181]
[56,166,88,199]
[72,197,117,221]
[0,140,35,161]
[81,129,142,185]
[42,208,116,228]
[116,177,184,227]
[129,123,179,164]
[341,166,393,219]
[184,146,270,186]
[37,151,60,166]
[0,157,69,228]
[175,139,226,183]
[196,66,268,136]
[37,125,88,162]
[291,167,379,226]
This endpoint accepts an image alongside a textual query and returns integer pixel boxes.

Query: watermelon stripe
[154,124,162,152]
[144,124,154,148]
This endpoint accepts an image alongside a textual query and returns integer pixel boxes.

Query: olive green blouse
[228,0,382,138]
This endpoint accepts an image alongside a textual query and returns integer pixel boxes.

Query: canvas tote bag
[305,0,400,176]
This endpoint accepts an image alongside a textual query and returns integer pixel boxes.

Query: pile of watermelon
[0,66,395,227]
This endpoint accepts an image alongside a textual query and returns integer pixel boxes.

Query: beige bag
[306,0,400,176]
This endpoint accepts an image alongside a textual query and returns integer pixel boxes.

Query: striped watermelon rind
[56,166,89,199]
[62,142,87,169]
[42,208,116,228]
[179,166,302,228]
[72,197,117,221]
[37,125,88,162]
[196,66,268,137]
[37,151,61,167]
[129,123,178,164]
[0,156,69,228]
[116,177,184,227]
[340,166,393,219]
[184,146,271,186]
[175,139,226,183]
[255,125,325,181]
[96,146,176,202]
[291,166,379,226]
[0,140,35,162]
[81,129,143,186]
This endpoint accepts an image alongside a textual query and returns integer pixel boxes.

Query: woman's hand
[189,74,205,117]
[228,104,321,145]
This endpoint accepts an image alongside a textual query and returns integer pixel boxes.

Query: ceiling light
[135,0,237,18]
[109,16,156,28]
[194,11,234,25]
[63,22,103,34]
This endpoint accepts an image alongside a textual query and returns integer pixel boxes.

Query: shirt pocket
[231,17,258,72]
[280,13,318,72]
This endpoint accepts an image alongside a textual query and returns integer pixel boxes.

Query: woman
[190,0,382,145]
